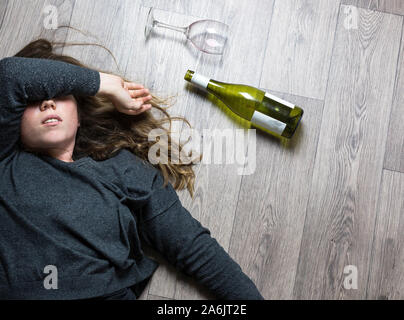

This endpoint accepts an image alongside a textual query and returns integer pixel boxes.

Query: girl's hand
[96,72,153,115]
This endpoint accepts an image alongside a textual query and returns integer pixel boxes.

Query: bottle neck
[190,73,211,91]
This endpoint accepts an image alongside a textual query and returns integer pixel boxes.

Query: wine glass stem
[154,21,188,35]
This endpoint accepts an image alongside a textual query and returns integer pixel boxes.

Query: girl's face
[20,95,80,155]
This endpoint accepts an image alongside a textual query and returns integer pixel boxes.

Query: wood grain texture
[0,0,8,32]
[0,0,74,58]
[384,26,404,173]
[293,6,402,299]
[342,0,404,16]
[63,0,143,75]
[142,0,227,21]
[229,92,324,299]
[366,169,404,299]
[260,0,341,100]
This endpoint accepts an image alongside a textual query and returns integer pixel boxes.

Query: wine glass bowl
[144,7,229,55]
[187,20,229,55]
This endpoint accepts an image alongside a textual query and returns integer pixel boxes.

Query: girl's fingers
[125,82,145,90]
[126,104,152,115]
[128,89,150,98]
[135,95,152,103]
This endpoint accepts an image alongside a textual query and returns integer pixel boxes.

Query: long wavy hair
[14,28,202,199]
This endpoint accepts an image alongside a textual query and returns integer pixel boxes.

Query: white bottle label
[265,92,295,109]
[251,111,286,135]
[191,73,210,91]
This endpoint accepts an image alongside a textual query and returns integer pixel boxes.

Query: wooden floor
[0,0,403,300]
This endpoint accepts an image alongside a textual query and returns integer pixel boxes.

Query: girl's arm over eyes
[0,56,100,160]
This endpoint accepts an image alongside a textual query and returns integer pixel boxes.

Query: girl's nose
[40,100,56,111]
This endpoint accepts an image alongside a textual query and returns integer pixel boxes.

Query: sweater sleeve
[0,56,100,160]
[137,171,264,300]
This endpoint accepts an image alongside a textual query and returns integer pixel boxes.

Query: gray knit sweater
[0,56,264,300]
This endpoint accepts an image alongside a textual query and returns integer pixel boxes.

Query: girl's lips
[42,121,62,127]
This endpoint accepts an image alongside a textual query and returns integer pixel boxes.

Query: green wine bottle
[184,70,304,139]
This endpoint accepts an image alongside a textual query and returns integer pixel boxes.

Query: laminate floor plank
[229,92,324,299]
[366,169,404,299]
[293,6,402,299]
[64,0,142,75]
[260,0,341,100]
[384,26,404,173]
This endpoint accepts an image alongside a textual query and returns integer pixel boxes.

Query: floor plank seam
[67,0,78,40]
[227,165,244,268]
[364,165,387,299]
[58,0,81,58]
[382,167,404,175]
[383,17,404,174]
[365,146,388,298]
[321,1,343,103]
[290,98,326,299]
[258,0,276,89]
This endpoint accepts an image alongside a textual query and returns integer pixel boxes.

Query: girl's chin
[32,138,73,150]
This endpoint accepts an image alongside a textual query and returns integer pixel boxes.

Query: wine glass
[144,7,229,55]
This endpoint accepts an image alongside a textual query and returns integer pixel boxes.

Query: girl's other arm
[137,171,264,300]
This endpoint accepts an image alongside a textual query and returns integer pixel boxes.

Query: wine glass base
[144,7,155,39]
